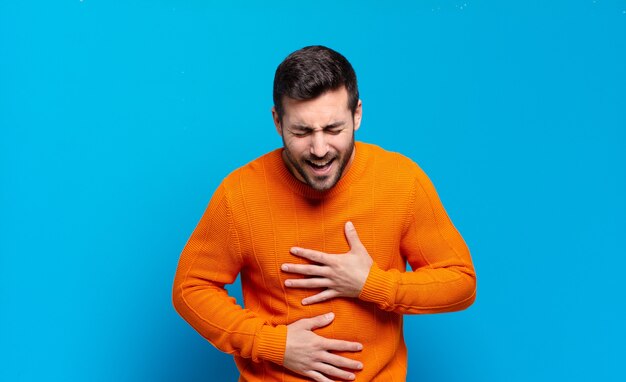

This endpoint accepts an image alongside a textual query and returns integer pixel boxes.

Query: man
[173,45,476,382]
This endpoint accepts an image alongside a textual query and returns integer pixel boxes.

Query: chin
[307,175,339,191]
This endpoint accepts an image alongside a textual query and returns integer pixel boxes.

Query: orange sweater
[172,141,476,381]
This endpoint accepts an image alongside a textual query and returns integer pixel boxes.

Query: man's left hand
[281,221,373,305]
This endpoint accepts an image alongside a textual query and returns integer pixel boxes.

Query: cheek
[333,135,354,153]
[284,138,308,156]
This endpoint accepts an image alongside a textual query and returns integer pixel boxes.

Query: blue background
[1,1,625,381]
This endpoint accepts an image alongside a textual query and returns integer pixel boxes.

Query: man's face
[272,87,362,191]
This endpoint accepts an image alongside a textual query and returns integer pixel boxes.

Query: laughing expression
[273,87,362,191]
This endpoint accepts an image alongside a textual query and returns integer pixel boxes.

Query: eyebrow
[290,121,346,131]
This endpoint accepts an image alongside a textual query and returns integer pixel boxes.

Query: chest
[233,192,406,270]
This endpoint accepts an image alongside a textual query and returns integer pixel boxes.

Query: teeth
[310,160,330,167]
[312,162,328,166]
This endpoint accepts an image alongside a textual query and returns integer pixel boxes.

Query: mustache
[304,154,336,162]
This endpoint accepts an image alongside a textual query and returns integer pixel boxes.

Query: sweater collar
[269,141,370,199]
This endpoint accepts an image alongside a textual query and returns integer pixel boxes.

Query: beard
[281,131,355,192]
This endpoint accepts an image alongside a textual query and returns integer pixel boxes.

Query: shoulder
[219,148,283,194]
[358,141,425,179]
[359,142,441,203]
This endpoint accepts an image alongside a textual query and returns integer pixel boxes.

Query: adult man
[173,45,476,381]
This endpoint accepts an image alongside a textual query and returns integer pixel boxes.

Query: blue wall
[1,1,624,381]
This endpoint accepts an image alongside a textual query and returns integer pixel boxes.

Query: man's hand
[283,312,363,381]
[281,221,373,305]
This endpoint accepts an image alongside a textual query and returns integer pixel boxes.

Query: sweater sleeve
[172,183,287,364]
[359,165,477,314]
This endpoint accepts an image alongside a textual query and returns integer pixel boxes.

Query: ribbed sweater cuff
[359,263,395,309]
[253,324,287,365]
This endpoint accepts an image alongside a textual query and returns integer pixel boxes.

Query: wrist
[252,324,288,364]
[358,262,395,308]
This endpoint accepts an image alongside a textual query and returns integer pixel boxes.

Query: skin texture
[283,312,364,382]
[280,223,374,381]
[272,88,373,381]
[282,221,374,305]
[272,86,362,192]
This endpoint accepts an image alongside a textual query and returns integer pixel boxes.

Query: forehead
[282,87,351,126]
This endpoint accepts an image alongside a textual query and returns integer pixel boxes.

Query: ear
[271,106,282,137]
[353,99,363,132]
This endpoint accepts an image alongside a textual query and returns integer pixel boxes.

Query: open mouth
[306,158,335,174]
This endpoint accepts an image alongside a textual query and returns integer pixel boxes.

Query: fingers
[304,370,334,382]
[300,312,335,331]
[302,289,340,305]
[290,247,329,264]
[325,337,363,353]
[320,352,364,372]
[286,313,364,381]
[282,263,330,277]
[313,362,358,381]
[284,277,332,289]
[344,221,364,250]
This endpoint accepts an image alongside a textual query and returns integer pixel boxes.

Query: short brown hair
[273,45,359,121]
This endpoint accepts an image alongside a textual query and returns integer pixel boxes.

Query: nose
[310,131,329,158]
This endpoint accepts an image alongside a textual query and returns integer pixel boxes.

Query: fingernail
[357,363,363,369]
[349,374,355,380]
[356,343,363,351]
[325,312,334,319]
[281,264,288,271]
[347,221,354,229]
[290,247,298,254]
[285,280,292,287]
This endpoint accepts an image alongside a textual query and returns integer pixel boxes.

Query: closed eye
[324,121,346,134]
[290,130,311,137]
[326,128,343,135]
[288,122,346,137]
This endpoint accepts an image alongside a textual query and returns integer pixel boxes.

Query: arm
[173,183,364,380]
[282,166,476,314]
[172,184,286,364]
[359,167,476,314]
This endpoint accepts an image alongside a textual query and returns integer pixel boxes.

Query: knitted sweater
[172,141,476,381]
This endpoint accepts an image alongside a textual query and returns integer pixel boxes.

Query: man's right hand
[283,312,363,381]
